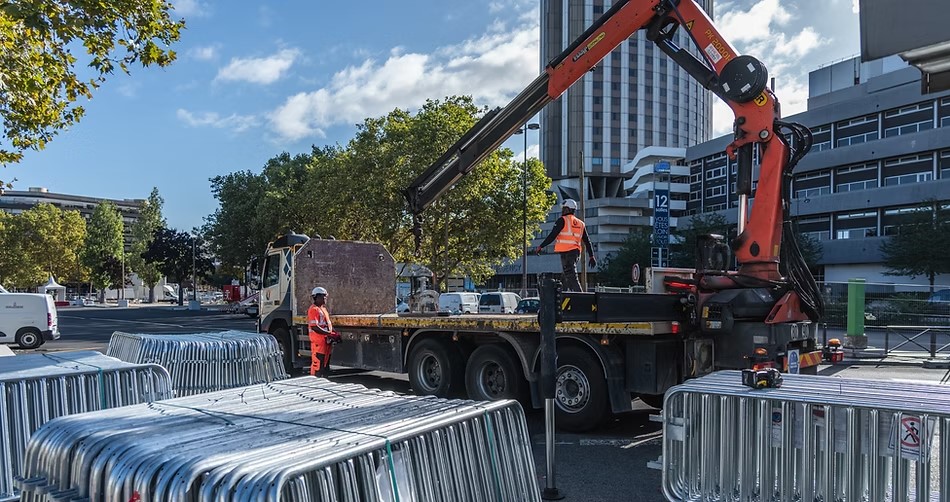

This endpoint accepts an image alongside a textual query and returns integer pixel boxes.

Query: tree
[81,201,124,301]
[143,228,213,305]
[0,211,29,286]
[0,1,183,173]
[15,203,87,287]
[129,188,166,302]
[323,96,554,289]
[596,227,652,287]
[794,232,823,273]
[880,199,950,292]
[204,170,269,272]
[670,213,732,268]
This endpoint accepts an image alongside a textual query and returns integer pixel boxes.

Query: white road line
[57,316,191,328]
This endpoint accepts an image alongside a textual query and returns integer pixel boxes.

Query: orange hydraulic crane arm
[403,0,820,320]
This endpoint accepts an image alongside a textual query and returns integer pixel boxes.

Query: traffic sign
[787,349,800,374]
[631,264,640,284]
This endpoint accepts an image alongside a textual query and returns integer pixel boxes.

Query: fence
[660,371,950,502]
[818,281,950,328]
[16,377,539,502]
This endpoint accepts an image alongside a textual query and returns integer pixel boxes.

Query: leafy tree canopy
[143,227,214,304]
[596,227,652,287]
[670,212,732,268]
[205,96,555,290]
[80,201,124,294]
[880,199,950,291]
[10,203,87,287]
[0,0,183,176]
[129,187,166,300]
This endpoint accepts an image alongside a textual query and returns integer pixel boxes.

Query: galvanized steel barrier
[0,351,173,502]
[16,376,540,502]
[106,330,288,396]
[660,370,950,501]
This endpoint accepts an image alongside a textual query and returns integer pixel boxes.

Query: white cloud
[711,1,829,136]
[188,45,218,61]
[215,49,301,85]
[269,7,540,142]
[176,109,258,133]
[173,0,210,18]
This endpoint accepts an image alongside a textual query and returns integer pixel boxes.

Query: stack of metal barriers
[16,376,540,502]
[0,351,172,502]
[660,370,950,501]
[106,330,288,396]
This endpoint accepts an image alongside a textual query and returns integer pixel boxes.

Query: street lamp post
[516,123,540,297]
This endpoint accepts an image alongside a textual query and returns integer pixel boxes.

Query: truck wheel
[465,345,527,402]
[555,346,609,432]
[408,338,463,397]
[16,328,42,350]
[272,327,298,376]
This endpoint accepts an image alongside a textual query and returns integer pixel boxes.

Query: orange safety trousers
[309,331,332,376]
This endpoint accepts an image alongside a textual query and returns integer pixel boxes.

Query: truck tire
[272,327,298,376]
[408,338,463,398]
[16,328,42,350]
[465,345,527,402]
[555,345,610,432]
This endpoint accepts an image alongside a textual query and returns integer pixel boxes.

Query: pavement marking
[57,315,192,328]
[622,431,663,449]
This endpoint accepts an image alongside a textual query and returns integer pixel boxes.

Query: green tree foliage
[204,169,269,271]
[143,228,214,305]
[81,201,124,298]
[596,227,652,287]
[0,1,183,172]
[205,96,555,290]
[794,231,823,272]
[670,213,732,268]
[13,203,86,287]
[880,199,950,291]
[129,188,166,302]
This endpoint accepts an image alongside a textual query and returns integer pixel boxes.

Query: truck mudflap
[782,350,823,372]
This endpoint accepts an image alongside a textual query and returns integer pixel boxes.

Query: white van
[438,292,480,314]
[478,292,521,314]
[0,289,60,349]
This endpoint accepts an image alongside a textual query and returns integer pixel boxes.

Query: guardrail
[0,351,172,502]
[106,331,288,396]
[878,326,950,358]
[17,377,540,502]
[659,371,950,502]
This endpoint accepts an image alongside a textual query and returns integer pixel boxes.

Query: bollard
[538,274,564,500]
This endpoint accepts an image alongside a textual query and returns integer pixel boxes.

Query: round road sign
[631,263,641,283]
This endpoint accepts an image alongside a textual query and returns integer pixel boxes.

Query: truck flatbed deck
[294,313,674,335]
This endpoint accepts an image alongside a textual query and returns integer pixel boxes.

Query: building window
[836,162,876,175]
[836,228,877,239]
[795,186,831,199]
[884,153,932,167]
[706,203,726,211]
[836,131,878,147]
[884,171,933,186]
[884,102,933,119]
[593,127,602,135]
[592,157,604,165]
[836,179,877,192]
[705,185,726,197]
[689,191,701,201]
[884,119,934,137]
[837,115,877,128]
[706,166,726,180]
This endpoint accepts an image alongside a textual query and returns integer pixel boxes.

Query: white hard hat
[311,286,328,296]
[562,199,578,210]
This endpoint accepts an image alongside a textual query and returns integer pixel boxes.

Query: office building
[0,187,145,244]
[686,57,950,285]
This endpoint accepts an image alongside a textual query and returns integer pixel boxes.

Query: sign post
[652,161,671,268]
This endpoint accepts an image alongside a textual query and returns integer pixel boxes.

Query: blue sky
[9,0,860,230]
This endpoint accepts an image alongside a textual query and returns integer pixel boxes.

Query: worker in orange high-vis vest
[536,199,595,292]
[307,286,341,376]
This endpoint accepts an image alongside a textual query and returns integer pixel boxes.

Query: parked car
[478,292,521,314]
[0,289,60,349]
[928,289,950,303]
[515,297,540,314]
[438,292,480,314]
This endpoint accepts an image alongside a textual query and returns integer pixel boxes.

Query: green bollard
[845,278,868,349]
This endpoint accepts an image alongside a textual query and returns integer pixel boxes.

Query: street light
[514,122,540,296]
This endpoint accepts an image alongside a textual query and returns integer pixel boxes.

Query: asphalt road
[12,305,950,502]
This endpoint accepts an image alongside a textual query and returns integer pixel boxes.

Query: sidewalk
[818,325,950,367]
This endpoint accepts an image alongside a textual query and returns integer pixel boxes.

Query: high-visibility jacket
[554,214,585,253]
[307,304,333,335]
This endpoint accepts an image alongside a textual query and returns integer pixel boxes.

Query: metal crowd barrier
[16,376,540,502]
[0,351,173,502]
[659,370,950,502]
[106,330,288,396]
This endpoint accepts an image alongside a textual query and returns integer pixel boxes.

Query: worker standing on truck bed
[307,286,339,376]
[536,199,595,292]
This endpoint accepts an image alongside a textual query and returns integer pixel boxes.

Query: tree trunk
[147,282,156,303]
[930,271,936,294]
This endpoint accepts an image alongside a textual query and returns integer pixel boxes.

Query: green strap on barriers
[484,411,503,501]
[43,354,107,409]
[385,440,400,502]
